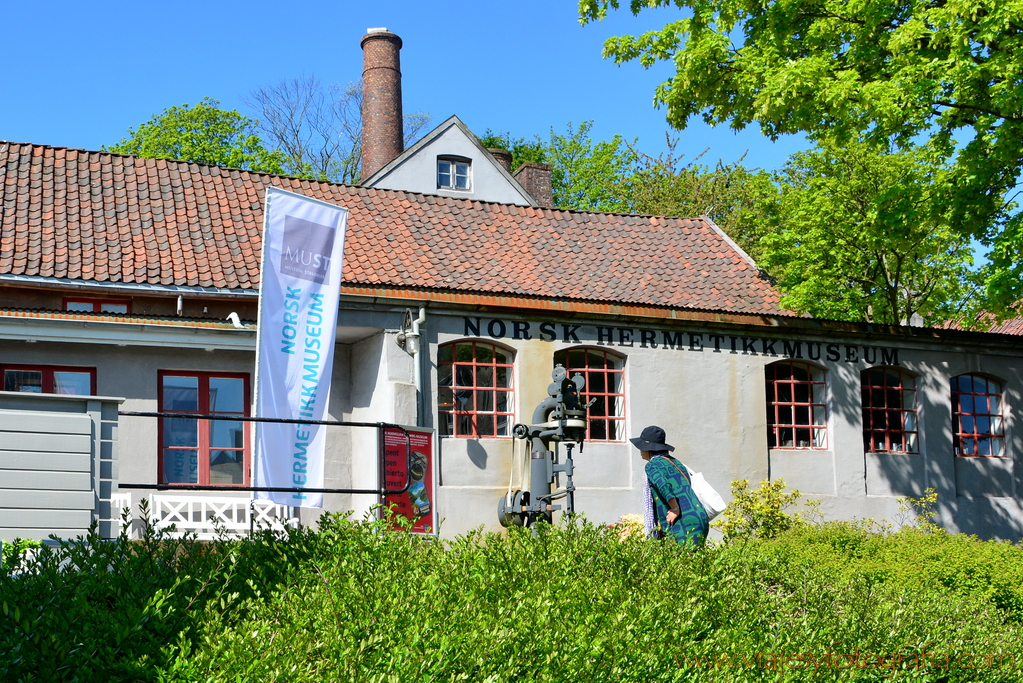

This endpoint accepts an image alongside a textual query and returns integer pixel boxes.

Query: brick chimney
[361,28,403,180]
[513,162,553,208]
[488,148,512,172]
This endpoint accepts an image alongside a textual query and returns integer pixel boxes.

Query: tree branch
[933,100,1023,123]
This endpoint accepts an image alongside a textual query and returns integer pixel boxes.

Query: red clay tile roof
[943,314,1023,336]
[0,142,786,316]
[988,318,1023,335]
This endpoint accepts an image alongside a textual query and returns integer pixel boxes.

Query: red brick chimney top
[361,28,404,181]
[513,162,553,208]
[487,148,513,173]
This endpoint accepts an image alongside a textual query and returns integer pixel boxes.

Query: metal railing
[118,411,413,496]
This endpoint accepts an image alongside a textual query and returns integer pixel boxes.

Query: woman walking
[631,425,709,547]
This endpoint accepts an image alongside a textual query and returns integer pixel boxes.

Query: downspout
[410,307,427,426]
[396,307,428,426]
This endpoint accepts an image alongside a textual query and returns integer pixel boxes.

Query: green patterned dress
[645,454,709,547]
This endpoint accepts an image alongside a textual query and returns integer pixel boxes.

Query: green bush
[4,509,1023,682]
[747,523,1023,620]
[715,478,815,541]
[0,504,309,682]
[156,515,1023,682]
[1,538,42,572]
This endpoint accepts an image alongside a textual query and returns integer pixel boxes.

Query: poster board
[380,426,437,534]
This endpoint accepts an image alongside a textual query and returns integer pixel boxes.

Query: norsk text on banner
[254,187,348,508]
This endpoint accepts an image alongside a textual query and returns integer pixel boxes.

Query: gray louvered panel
[1,470,92,490]
[0,509,92,528]
[0,431,91,454]
[0,410,92,435]
[0,452,91,472]
[0,489,94,509]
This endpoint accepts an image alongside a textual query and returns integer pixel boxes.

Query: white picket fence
[112,494,299,539]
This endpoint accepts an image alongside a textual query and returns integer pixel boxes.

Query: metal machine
[498,365,591,527]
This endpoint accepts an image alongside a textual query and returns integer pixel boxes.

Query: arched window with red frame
[952,374,1005,457]
[437,341,514,438]
[553,347,625,442]
[861,367,918,453]
[766,361,827,449]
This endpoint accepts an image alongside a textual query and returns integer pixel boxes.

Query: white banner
[253,186,347,508]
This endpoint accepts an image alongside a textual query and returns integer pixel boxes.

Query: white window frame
[437,156,471,191]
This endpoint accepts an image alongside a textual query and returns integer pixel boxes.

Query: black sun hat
[629,425,675,452]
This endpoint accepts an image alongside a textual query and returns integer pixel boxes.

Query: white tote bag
[683,464,727,521]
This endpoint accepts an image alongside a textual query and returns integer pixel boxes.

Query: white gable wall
[365,121,535,206]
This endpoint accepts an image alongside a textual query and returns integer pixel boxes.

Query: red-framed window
[63,298,131,314]
[952,374,1005,457]
[437,341,514,437]
[158,371,250,486]
[766,361,827,449]
[553,347,625,441]
[1,364,96,395]
[861,367,918,453]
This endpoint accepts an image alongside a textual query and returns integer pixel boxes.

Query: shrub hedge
[3,513,1023,682]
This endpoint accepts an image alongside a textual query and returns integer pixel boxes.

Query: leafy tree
[983,216,1023,315]
[544,122,637,211]
[106,97,286,174]
[482,126,774,254]
[479,122,636,211]
[615,138,778,259]
[245,76,432,184]
[759,142,977,325]
[579,0,1022,310]
[477,129,545,171]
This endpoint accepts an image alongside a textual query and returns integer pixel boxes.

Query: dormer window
[438,157,471,191]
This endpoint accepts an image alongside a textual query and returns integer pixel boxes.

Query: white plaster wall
[366,124,532,205]
[6,305,1023,541]
[345,331,416,521]
[420,311,1023,540]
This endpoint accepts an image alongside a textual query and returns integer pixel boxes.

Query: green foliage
[760,142,978,324]
[0,501,308,682]
[479,122,636,211]
[981,211,1023,318]
[745,523,1023,623]
[0,538,41,572]
[106,97,287,174]
[544,122,637,211]
[615,138,779,260]
[715,478,811,541]
[897,487,944,534]
[579,0,1022,317]
[477,128,545,171]
[7,505,1023,681]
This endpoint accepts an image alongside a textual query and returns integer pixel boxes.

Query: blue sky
[4,0,809,172]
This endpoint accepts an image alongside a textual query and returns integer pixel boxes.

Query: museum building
[1,29,1022,541]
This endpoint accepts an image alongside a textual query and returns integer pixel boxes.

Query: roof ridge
[0,139,366,189]
[0,140,749,223]
[339,282,798,318]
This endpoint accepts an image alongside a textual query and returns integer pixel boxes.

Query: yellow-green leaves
[582,0,1023,311]
[759,141,977,324]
